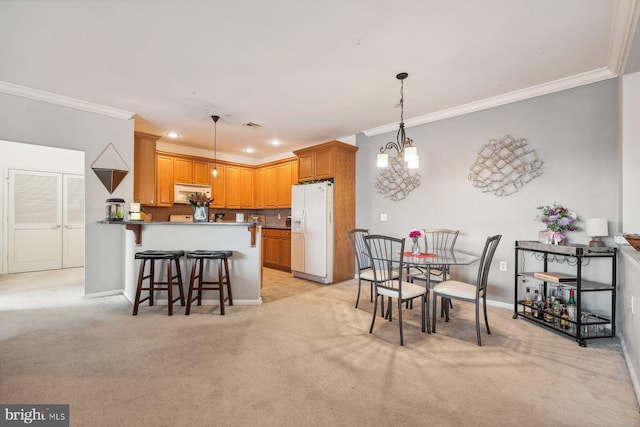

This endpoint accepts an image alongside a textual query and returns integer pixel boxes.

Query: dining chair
[364,234,427,346]
[408,229,459,316]
[346,228,375,308]
[431,234,501,346]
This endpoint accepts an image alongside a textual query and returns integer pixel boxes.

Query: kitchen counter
[98,220,263,306]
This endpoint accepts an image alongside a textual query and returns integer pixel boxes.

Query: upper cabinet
[224,165,254,208]
[156,154,175,207]
[255,158,297,208]
[133,132,160,206]
[174,157,210,186]
[297,145,335,181]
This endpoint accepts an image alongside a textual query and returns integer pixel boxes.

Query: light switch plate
[380,213,388,222]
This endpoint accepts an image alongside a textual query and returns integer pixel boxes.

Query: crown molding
[362,67,616,137]
[613,0,640,74]
[0,81,134,120]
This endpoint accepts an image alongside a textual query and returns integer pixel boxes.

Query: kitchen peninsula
[100,220,262,306]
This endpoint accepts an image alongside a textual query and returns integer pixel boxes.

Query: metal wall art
[468,134,543,197]
[91,143,129,194]
[375,156,421,201]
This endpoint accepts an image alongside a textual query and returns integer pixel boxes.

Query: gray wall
[0,92,133,295]
[356,79,620,306]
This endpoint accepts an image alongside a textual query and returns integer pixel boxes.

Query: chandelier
[376,72,419,169]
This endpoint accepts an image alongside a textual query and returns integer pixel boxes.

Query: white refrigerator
[290,182,334,284]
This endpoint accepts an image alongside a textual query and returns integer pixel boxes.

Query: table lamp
[585,218,608,247]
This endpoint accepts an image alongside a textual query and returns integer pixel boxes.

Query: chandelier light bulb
[407,155,419,169]
[404,146,417,163]
[376,153,389,168]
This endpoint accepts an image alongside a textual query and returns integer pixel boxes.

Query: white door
[62,174,85,268]
[8,170,63,273]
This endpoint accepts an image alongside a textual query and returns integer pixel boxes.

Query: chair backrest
[363,234,405,291]
[476,234,502,296]
[423,229,459,251]
[346,228,371,273]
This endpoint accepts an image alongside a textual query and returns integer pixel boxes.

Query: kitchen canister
[236,213,245,222]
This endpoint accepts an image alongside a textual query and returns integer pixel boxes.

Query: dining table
[399,249,480,333]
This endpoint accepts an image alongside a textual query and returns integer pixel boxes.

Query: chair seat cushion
[360,268,399,282]
[377,280,426,300]
[432,280,481,302]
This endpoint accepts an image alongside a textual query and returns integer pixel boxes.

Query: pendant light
[376,72,419,169]
[211,115,220,177]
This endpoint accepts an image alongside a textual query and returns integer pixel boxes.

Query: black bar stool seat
[133,250,186,316]
[185,250,234,315]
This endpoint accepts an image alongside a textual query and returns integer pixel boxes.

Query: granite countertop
[99,219,256,226]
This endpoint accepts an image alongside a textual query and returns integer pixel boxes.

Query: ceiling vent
[243,122,261,128]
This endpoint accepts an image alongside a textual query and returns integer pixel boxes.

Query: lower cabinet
[262,229,291,271]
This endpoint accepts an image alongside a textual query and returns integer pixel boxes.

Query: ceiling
[1,1,638,162]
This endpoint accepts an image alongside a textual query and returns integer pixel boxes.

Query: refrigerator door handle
[301,208,306,234]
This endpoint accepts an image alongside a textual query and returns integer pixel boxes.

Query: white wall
[0,92,134,295]
[620,70,640,405]
[356,79,619,306]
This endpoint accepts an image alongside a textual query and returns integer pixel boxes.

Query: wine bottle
[567,289,577,332]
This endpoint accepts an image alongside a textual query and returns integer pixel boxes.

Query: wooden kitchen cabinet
[264,166,278,207]
[193,160,210,185]
[225,166,241,208]
[210,164,225,208]
[254,168,265,208]
[174,157,210,185]
[276,162,293,207]
[262,229,291,271]
[223,165,254,208]
[133,132,160,206]
[296,146,334,181]
[240,167,254,208]
[156,154,174,207]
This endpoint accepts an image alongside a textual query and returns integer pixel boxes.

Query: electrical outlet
[499,261,507,271]
[380,213,388,222]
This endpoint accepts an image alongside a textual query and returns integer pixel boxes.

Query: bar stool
[133,250,186,316]
[185,250,234,315]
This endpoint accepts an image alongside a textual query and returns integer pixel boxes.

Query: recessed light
[166,132,179,138]
[245,148,255,153]
[270,139,281,146]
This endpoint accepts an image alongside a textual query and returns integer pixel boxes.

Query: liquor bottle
[544,296,554,323]
[553,295,562,327]
[532,289,540,318]
[523,287,533,315]
[560,304,570,329]
[567,289,577,332]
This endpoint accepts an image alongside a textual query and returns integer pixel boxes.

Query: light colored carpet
[1,268,639,426]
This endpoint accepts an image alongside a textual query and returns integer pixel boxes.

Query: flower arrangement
[536,203,580,244]
[188,193,213,207]
[409,229,422,241]
[536,203,580,232]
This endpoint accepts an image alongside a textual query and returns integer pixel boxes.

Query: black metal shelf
[514,241,617,347]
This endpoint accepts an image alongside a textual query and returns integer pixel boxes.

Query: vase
[192,206,209,222]
[411,237,421,256]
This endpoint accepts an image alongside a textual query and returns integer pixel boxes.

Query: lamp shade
[585,218,608,237]
[404,146,417,162]
[376,153,388,168]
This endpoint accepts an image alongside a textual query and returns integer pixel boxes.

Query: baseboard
[487,299,514,310]
[620,337,640,407]
[131,298,262,306]
[83,289,124,299]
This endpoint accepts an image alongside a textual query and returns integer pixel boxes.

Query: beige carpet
[1,268,639,426]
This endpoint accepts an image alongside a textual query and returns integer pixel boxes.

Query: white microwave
[174,184,212,204]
